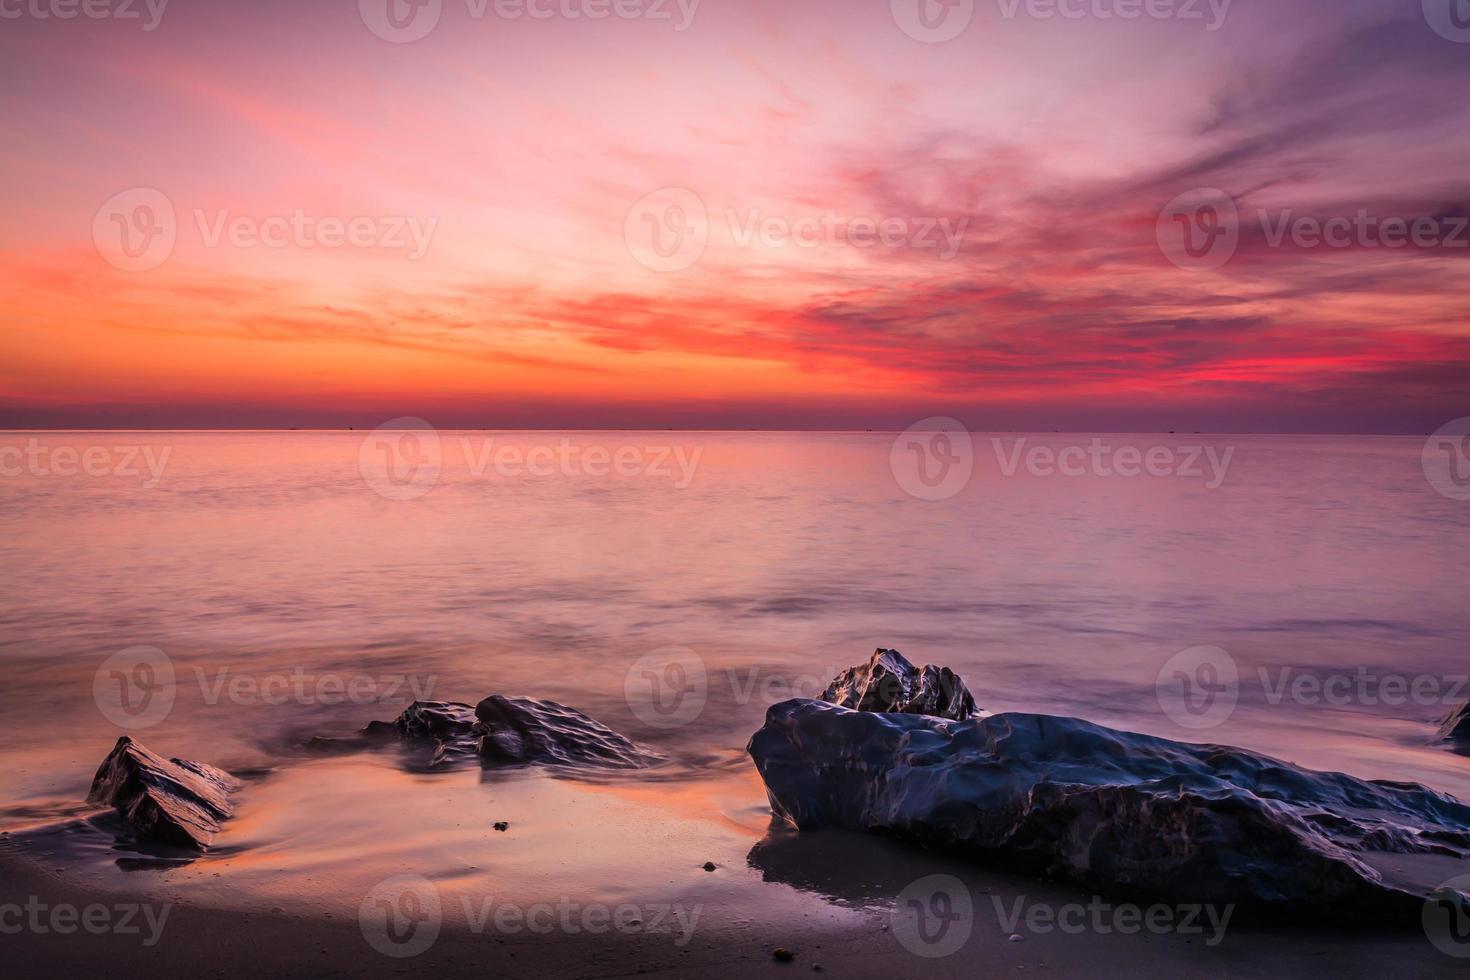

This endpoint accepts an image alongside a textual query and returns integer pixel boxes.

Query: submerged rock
[1438,701,1470,743]
[87,737,240,850]
[360,697,656,770]
[821,648,977,720]
[748,698,1470,922]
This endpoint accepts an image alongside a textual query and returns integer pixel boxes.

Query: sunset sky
[2,0,1468,431]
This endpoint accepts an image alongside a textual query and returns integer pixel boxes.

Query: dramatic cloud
[1,0,1466,431]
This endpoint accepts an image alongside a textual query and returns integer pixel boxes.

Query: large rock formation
[1438,701,1470,743]
[748,697,1470,922]
[361,696,656,770]
[821,648,978,720]
[88,737,240,850]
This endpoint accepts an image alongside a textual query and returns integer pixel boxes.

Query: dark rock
[821,648,977,720]
[384,700,479,740]
[702,861,717,872]
[747,698,1470,923]
[1438,701,1470,742]
[474,695,652,769]
[87,737,240,850]
[493,822,509,832]
[359,697,656,771]
[359,700,481,766]
[772,947,795,962]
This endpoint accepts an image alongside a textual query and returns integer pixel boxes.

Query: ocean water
[1,430,1468,912]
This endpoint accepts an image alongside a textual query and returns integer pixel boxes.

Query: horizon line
[0,427,1447,437]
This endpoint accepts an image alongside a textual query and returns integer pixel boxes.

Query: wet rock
[364,700,482,766]
[474,695,652,769]
[1438,701,1470,743]
[359,697,656,771]
[379,699,479,740]
[747,698,1470,923]
[821,648,978,720]
[87,736,240,850]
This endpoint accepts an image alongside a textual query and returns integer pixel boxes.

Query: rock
[821,648,978,720]
[1438,701,1470,742]
[747,698,1470,923]
[360,697,656,771]
[379,699,479,740]
[772,947,795,962]
[493,822,509,832]
[364,700,481,767]
[87,736,241,850]
[702,861,717,872]
[475,695,652,769]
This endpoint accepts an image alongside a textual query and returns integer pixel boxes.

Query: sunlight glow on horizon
[2,0,1468,432]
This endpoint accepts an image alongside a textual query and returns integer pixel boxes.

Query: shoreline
[4,842,1464,979]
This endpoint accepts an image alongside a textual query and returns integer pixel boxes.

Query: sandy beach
[6,827,1467,979]
[6,712,1470,979]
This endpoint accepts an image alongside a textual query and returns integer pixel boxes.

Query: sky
[1,0,1468,432]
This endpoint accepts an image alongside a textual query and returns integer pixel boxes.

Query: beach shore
[4,828,1465,979]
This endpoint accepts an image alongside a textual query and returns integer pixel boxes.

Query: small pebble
[492,822,509,832]
[702,862,717,872]
[1009,933,1025,942]
[773,947,795,962]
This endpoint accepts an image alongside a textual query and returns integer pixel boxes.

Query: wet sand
[4,838,1465,979]
[3,743,1467,979]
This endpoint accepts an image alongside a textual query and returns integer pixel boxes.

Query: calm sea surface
[1,430,1468,910]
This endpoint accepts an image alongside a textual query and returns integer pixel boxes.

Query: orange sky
[3,1,1468,431]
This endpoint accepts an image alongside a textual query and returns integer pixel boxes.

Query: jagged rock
[1438,701,1470,742]
[363,699,482,766]
[358,697,656,770]
[87,737,240,850]
[821,648,977,720]
[747,698,1470,922]
[475,695,651,769]
[370,699,479,740]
